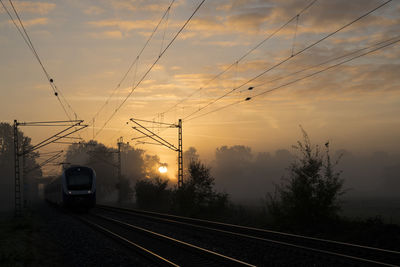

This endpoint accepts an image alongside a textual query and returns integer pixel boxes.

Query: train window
[66,167,93,190]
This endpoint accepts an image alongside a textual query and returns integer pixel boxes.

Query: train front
[62,166,96,209]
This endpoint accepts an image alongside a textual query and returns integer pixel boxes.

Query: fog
[186,145,400,205]
[2,118,399,222]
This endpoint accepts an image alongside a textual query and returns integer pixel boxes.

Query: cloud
[19,17,49,27]
[107,0,182,13]
[84,6,105,15]
[206,40,248,47]
[89,19,161,32]
[226,9,272,33]
[12,1,55,15]
[89,31,123,39]
[86,0,397,43]
[170,66,182,71]
[109,1,137,12]
[186,0,399,40]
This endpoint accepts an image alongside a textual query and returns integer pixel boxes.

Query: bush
[268,128,345,228]
[134,177,171,211]
[173,160,228,217]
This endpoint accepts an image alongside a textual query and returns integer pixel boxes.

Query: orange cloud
[20,17,49,27]
[90,31,123,39]
[84,6,105,15]
[89,19,161,31]
[13,1,55,15]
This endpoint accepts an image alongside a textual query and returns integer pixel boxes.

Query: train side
[45,166,96,209]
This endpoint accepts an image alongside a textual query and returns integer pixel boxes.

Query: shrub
[173,160,228,217]
[134,177,171,211]
[268,128,345,228]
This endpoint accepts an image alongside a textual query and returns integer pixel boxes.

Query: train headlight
[68,191,72,194]
[88,190,92,194]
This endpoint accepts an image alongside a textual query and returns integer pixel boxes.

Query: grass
[0,210,63,267]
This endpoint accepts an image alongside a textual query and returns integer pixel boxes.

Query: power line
[251,38,400,99]
[182,0,393,121]
[1,0,79,122]
[90,0,176,123]
[240,35,400,93]
[184,36,400,122]
[94,0,207,138]
[160,0,319,115]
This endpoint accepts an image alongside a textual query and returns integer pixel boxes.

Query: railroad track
[96,204,400,266]
[76,211,254,266]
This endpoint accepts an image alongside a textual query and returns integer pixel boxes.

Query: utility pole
[130,118,183,188]
[177,119,183,187]
[117,136,123,203]
[13,120,22,217]
[13,120,87,216]
[22,141,27,209]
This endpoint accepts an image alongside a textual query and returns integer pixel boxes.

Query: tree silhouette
[134,177,170,211]
[268,128,345,227]
[174,160,228,216]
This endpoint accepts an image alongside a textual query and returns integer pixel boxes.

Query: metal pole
[13,120,22,217]
[129,117,183,188]
[178,119,183,188]
[92,118,95,140]
[22,141,27,209]
[117,137,122,203]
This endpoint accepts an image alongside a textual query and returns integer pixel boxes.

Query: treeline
[134,129,346,227]
[64,131,341,224]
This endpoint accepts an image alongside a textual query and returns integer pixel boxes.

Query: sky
[1,0,400,177]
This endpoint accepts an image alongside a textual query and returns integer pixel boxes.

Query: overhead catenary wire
[161,0,319,115]
[159,5,171,56]
[251,38,400,99]
[94,0,207,138]
[90,0,176,123]
[240,35,400,93]
[182,0,393,121]
[184,36,400,122]
[1,0,79,123]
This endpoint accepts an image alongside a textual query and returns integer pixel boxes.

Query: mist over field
[204,145,400,202]
[182,144,400,223]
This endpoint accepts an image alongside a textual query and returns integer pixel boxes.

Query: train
[44,165,96,209]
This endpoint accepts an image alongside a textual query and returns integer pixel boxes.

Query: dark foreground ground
[0,203,154,267]
[1,202,399,266]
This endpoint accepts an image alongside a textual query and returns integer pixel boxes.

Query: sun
[158,166,168,173]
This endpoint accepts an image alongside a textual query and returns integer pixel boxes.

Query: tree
[174,160,228,216]
[268,128,345,227]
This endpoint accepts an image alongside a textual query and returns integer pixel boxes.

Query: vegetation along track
[96,204,400,266]
[76,211,254,267]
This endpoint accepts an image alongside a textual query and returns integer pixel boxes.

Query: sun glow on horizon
[158,166,168,173]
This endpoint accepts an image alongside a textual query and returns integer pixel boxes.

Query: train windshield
[66,167,93,190]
